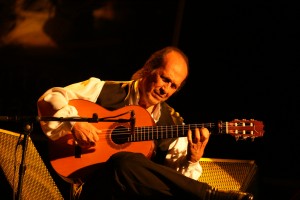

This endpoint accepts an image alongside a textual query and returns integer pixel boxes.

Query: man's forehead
[157,63,187,86]
[165,54,187,75]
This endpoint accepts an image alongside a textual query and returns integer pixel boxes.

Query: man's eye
[160,75,177,89]
[160,75,167,81]
[171,84,177,89]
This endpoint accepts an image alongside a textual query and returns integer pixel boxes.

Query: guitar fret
[151,126,153,140]
[160,126,163,139]
[139,127,142,141]
[165,126,167,139]
[131,130,134,142]
[166,125,168,139]
[165,125,168,139]
[142,127,145,141]
[136,127,139,141]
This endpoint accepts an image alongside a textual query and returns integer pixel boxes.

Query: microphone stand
[1,112,135,200]
[15,121,33,200]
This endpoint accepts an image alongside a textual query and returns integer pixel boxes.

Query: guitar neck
[127,119,264,142]
[129,123,213,142]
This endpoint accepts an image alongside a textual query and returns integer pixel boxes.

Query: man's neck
[138,99,154,114]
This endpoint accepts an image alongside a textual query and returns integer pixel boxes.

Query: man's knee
[108,151,146,168]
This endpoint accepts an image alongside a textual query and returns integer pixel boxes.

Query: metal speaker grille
[0,129,63,200]
[198,157,257,191]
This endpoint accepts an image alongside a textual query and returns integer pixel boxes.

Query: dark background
[0,0,299,199]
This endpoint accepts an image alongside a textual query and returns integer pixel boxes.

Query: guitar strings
[85,121,262,142]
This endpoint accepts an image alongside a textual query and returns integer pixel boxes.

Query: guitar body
[47,99,155,182]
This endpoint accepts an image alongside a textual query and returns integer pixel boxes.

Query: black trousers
[79,151,210,200]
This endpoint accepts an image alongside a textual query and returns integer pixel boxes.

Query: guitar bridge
[74,141,82,158]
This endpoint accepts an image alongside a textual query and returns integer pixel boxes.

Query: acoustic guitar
[38,99,264,183]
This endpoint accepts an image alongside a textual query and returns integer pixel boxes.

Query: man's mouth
[153,91,163,100]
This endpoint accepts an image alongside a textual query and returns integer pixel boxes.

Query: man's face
[140,51,188,108]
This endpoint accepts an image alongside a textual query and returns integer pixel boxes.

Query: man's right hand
[71,122,101,148]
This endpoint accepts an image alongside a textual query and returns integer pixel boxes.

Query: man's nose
[159,87,166,95]
[160,82,171,94]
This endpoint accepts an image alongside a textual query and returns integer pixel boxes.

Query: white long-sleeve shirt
[39,77,203,180]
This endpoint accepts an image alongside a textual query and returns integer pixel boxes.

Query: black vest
[96,81,184,164]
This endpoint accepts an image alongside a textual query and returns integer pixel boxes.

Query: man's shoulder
[160,102,184,125]
[104,80,133,85]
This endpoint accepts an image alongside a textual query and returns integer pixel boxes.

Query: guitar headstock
[218,119,265,141]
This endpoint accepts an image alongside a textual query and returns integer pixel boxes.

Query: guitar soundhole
[111,125,131,145]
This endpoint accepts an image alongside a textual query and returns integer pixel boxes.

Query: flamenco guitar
[38,99,264,183]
